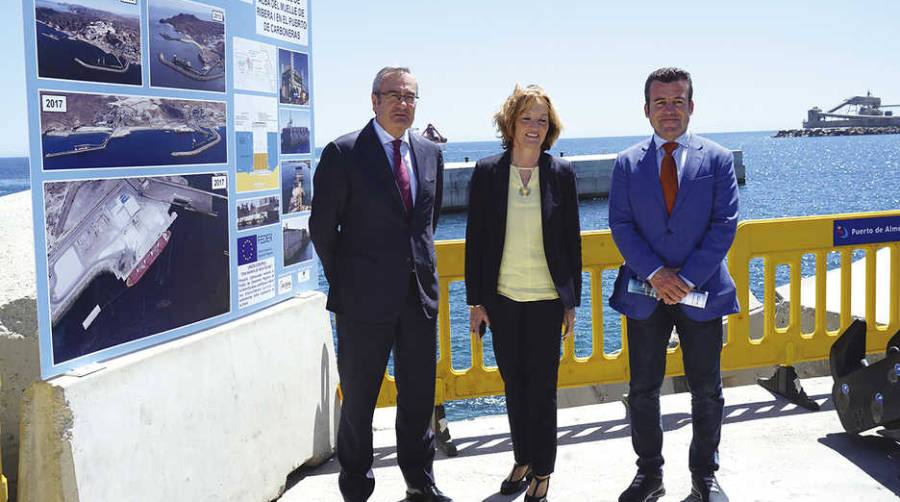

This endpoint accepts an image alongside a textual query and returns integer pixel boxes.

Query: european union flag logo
[238,235,257,265]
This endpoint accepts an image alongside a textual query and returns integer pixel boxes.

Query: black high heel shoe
[524,475,550,502]
[499,464,532,495]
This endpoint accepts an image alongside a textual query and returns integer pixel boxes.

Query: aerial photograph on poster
[283,214,313,267]
[237,195,280,231]
[149,0,226,92]
[43,173,230,364]
[40,91,227,169]
[279,107,310,155]
[281,159,310,215]
[35,0,143,85]
[278,48,309,106]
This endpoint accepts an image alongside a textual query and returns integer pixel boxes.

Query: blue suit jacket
[309,119,444,322]
[608,134,740,322]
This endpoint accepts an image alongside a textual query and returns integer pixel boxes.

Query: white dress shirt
[373,120,417,204]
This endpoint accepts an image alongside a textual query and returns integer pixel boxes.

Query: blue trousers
[626,303,724,477]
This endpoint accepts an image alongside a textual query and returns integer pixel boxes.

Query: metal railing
[372,210,900,407]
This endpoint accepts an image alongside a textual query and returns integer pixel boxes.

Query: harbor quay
[1,189,899,501]
[285,376,899,502]
[440,150,745,211]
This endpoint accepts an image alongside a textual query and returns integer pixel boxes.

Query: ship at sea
[775,91,900,137]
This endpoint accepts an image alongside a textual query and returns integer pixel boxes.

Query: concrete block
[0,190,40,502]
[17,292,339,502]
[441,150,745,211]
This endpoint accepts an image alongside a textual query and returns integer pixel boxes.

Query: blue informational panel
[22,0,316,378]
[834,215,900,246]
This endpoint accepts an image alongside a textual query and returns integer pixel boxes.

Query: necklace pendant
[519,186,530,197]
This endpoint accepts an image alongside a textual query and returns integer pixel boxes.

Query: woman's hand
[469,305,491,338]
[562,308,576,340]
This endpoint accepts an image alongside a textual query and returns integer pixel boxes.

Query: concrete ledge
[441,150,746,211]
[17,292,339,502]
[0,190,39,502]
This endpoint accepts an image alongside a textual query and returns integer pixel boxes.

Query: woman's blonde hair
[493,84,562,151]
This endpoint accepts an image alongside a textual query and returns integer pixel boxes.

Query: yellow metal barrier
[371,210,900,408]
[1,375,7,502]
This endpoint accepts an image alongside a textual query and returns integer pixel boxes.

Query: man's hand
[648,267,691,304]
[562,308,575,340]
[469,305,491,338]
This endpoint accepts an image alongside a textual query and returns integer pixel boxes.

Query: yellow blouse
[497,165,559,302]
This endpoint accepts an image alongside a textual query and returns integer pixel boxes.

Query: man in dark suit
[609,68,739,502]
[309,67,451,502]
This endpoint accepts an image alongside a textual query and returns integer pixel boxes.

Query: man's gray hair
[371,66,415,94]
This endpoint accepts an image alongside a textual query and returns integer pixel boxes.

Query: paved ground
[281,377,899,501]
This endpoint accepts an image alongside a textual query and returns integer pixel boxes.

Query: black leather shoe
[619,472,665,502]
[405,484,453,502]
[690,475,729,502]
[500,464,532,494]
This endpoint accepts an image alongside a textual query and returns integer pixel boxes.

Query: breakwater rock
[774,126,900,138]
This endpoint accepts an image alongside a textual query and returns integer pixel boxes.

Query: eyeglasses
[377,91,419,105]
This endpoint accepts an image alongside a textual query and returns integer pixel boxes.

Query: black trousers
[626,303,724,477]
[336,275,437,502]
[488,294,563,477]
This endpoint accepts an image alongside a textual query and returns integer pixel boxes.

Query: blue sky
[3,0,899,155]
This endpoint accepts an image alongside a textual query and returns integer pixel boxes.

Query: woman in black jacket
[465,84,582,502]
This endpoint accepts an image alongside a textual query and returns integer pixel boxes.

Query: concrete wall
[0,191,338,501]
[441,150,745,211]
[0,192,39,502]
[17,292,339,502]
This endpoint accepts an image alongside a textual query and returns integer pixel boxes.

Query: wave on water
[0,157,29,197]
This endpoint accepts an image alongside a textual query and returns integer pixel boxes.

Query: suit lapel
[671,137,706,216]
[538,152,552,233]
[409,133,428,211]
[495,150,511,250]
[638,138,667,213]
[360,120,407,215]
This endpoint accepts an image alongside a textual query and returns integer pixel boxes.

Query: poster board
[22,0,316,378]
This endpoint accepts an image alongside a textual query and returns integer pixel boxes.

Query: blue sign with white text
[834,215,900,246]
[23,0,316,378]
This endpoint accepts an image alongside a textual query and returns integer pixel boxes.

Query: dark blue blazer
[465,151,582,310]
[309,119,444,322]
[608,134,740,322]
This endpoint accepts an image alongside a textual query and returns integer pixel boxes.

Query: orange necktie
[660,142,679,214]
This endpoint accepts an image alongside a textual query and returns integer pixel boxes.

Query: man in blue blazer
[609,68,739,502]
[310,67,451,502]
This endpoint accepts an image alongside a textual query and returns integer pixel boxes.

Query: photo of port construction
[149,0,226,92]
[42,173,230,364]
[40,90,227,169]
[278,48,309,106]
[281,159,310,215]
[282,214,312,267]
[35,0,142,85]
[236,195,279,231]
[279,107,310,155]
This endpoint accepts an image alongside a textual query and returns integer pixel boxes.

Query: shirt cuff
[647,265,663,280]
[679,274,695,289]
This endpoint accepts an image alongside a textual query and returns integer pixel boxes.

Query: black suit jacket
[309,119,444,322]
[465,151,582,310]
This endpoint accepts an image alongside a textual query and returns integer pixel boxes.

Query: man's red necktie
[391,139,413,213]
[660,141,679,214]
